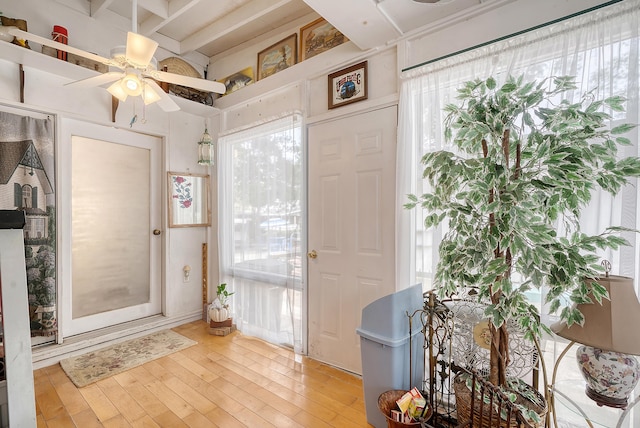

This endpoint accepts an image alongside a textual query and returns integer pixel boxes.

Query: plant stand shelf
[209,325,237,337]
[552,379,640,428]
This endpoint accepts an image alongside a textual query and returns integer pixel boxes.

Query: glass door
[60,120,162,337]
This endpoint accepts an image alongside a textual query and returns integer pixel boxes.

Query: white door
[60,120,162,337]
[307,105,397,374]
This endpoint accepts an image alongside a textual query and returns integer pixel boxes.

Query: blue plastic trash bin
[356,284,425,428]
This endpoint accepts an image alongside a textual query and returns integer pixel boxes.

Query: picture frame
[257,34,297,81]
[217,66,254,97]
[300,17,348,61]
[168,172,211,228]
[327,61,368,109]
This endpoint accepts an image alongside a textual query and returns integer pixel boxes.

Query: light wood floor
[34,320,372,428]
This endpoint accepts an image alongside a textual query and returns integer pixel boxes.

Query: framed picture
[168,172,211,228]
[217,66,254,96]
[300,17,348,61]
[257,34,297,81]
[327,61,368,109]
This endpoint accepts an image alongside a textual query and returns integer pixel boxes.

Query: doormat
[60,330,197,387]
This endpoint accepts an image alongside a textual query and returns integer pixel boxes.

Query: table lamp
[551,274,640,409]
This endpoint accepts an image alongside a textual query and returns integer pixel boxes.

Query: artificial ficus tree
[406,75,640,389]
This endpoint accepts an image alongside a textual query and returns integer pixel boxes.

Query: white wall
[165,112,216,317]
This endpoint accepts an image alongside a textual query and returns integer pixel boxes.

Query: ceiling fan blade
[6,28,115,66]
[125,32,158,68]
[64,72,123,88]
[144,79,180,112]
[145,70,226,94]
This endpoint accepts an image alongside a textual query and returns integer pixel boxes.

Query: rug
[60,330,197,387]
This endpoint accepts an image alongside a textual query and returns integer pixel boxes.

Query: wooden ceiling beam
[90,0,115,17]
[137,0,169,19]
[139,0,201,36]
[179,0,294,54]
[301,0,401,50]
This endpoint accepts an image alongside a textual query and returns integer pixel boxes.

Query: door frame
[58,119,164,339]
[305,104,397,372]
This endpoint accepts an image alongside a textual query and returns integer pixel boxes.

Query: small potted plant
[405,75,640,426]
[208,283,234,327]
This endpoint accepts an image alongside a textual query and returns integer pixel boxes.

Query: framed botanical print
[168,172,211,227]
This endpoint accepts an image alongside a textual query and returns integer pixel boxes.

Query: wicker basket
[377,389,432,428]
[453,373,546,428]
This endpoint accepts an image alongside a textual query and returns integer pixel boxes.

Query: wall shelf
[0,40,219,117]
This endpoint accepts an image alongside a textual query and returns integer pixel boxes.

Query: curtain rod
[401,0,624,73]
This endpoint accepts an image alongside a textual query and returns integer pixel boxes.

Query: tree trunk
[489,314,509,386]
[486,129,514,387]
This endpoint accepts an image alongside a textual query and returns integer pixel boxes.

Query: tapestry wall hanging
[0,107,57,337]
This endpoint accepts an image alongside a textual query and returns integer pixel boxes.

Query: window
[397,2,640,425]
[398,0,640,301]
[218,113,304,351]
[21,185,32,208]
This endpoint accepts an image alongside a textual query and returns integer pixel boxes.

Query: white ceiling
[69,0,495,58]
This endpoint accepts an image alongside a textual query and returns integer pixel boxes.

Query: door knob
[153,229,162,235]
[307,250,317,259]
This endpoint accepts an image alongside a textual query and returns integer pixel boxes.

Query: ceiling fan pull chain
[130,98,138,128]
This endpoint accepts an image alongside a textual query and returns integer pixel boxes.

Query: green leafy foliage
[407,75,640,385]
[216,283,234,308]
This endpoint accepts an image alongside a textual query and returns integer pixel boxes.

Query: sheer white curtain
[218,113,304,352]
[397,0,640,299]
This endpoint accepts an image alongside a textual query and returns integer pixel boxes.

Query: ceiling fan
[3,26,225,112]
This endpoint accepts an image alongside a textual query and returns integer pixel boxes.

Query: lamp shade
[141,83,161,105]
[125,32,158,68]
[107,81,128,102]
[551,275,640,355]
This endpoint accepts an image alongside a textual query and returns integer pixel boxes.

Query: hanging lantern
[197,128,214,166]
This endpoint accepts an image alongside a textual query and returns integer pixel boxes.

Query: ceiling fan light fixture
[121,73,143,96]
[107,81,128,102]
[125,32,159,68]
[141,83,162,105]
